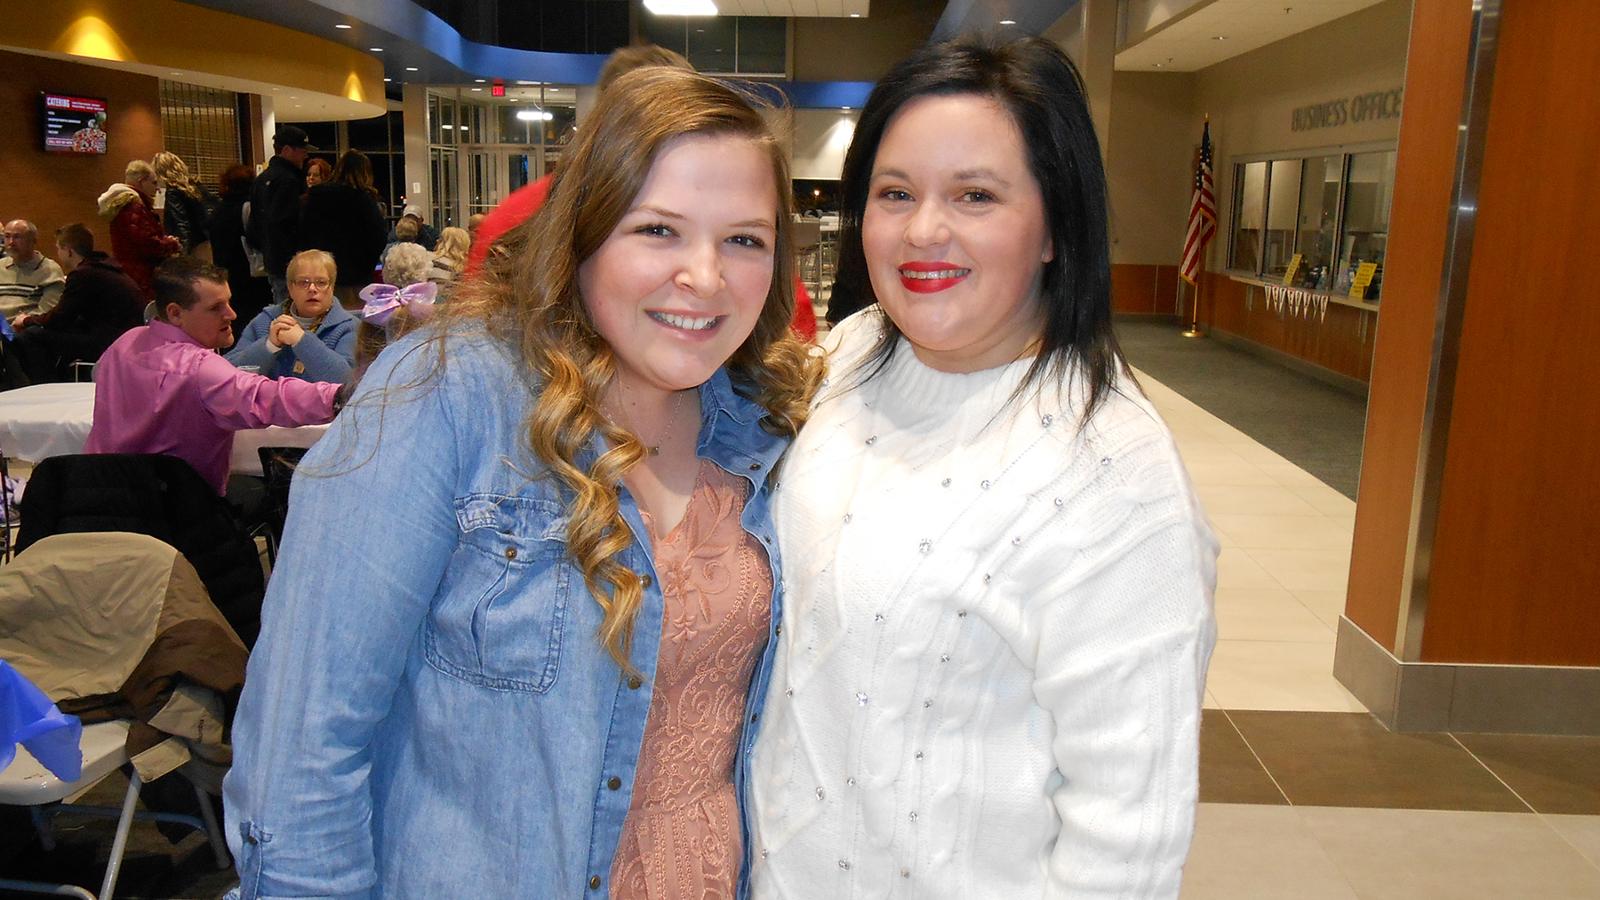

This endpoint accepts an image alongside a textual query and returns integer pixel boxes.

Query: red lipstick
[898,261,971,294]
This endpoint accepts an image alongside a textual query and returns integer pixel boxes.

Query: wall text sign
[1291,88,1403,132]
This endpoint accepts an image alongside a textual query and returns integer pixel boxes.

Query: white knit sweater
[749,311,1218,899]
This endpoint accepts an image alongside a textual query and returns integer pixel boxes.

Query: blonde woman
[152,151,216,258]
[225,66,818,897]
[427,225,470,289]
[225,249,354,382]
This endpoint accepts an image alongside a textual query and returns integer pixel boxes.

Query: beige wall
[785,109,859,181]
[792,0,943,82]
[1106,71,1197,265]
[1104,0,1413,267]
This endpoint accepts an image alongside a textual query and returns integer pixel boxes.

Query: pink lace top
[609,460,773,899]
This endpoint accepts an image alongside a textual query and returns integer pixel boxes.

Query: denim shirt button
[628,676,643,690]
[503,546,517,561]
[589,875,602,890]
[748,462,762,471]
[607,776,622,791]
[640,574,653,589]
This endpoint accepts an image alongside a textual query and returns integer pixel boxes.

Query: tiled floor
[1139,370,1600,897]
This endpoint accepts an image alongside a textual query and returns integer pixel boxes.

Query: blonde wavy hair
[152,151,200,201]
[432,226,470,272]
[444,66,820,670]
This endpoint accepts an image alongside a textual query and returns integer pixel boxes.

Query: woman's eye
[960,190,996,203]
[635,223,675,238]
[729,234,767,249]
[879,188,912,202]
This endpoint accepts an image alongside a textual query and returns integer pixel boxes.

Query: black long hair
[829,35,1128,421]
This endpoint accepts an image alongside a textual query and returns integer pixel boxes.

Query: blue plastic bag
[0,658,82,781]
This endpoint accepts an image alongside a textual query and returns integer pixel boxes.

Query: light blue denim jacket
[223,326,789,898]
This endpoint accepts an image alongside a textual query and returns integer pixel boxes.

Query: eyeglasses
[292,278,332,289]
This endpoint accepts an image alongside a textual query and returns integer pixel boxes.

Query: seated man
[85,257,341,495]
[0,219,66,322]
[9,223,144,384]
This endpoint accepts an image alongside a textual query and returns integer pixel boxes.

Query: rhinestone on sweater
[1012,536,1023,546]
[873,613,885,622]
[1054,497,1064,508]
[865,435,877,446]
[914,751,925,760]
[901,869,911,879]
[957,609,968,618]
[983,573,991,584]
[838,859,851,870]
[909,811,919,822]
[785,688,794,697]
[855,691,869,706]
[842,513,852,523]
[980,479,991,489]
[923,699,933,708]
[816,787,825,799]
[918,539,932,554]
[761,849,769,860]
[1101,456,1112,466]
[846,776,856,787]
[941,478,951,487]
[1041,414,1054,427]
[940,654,950,663]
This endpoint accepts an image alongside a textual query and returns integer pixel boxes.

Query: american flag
[1180,121,1216,285]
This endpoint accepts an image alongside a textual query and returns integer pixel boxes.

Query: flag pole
[1179,113,1213,338]
[1181,276,1204,338]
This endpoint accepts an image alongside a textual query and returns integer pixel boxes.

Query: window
[642,15,789,76]
[158,81,240,188]
[1226,146,1396,301]
[1336,150,1396,299]
[1229,161,1267,274]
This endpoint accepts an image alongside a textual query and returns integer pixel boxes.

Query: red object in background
[490,81,506,98]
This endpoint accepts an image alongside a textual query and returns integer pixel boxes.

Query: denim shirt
[223,326,788,898]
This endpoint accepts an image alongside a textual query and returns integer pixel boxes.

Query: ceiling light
[840,106,850,111]
[999,19,1016,25]
[370,47,384,52]
[643,0,718,15]
[850,13,860,17]
[334,23,351,29]
[474,78,486,83]
[406,66,419,72]
[384,77,392,82]
[508,97,518,102]
[1213,35,1228,40]
[470,87,482,91]
[516,80,540,85]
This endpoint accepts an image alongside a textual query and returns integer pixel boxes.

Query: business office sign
[1291,88,1403,132]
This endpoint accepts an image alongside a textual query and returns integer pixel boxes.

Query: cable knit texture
[611,460,773,899]
[750,310,1218,899]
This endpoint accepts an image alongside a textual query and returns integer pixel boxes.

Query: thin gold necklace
[614,385,690,457]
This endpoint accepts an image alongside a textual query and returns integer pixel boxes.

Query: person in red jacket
[98,159,180,301]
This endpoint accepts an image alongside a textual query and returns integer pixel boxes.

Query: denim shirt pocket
[424,492,573,694]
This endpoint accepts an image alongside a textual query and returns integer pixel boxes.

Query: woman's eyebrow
[953,167,1012,187]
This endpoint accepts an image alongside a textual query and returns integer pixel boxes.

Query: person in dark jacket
[385,205,439,252]
[209,164,273,336]
[300,150,387,311]
[99,160,180,301]
[10,223,145,384]
[154,151,218,257]
[247,126,316,310]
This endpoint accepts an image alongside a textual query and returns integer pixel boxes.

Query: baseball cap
[272,125,319,151]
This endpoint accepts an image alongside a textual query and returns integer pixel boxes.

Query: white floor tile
[1205,640,1368,712]
[1182,804,1358,900]
[1293,590,1352,632]
[1214,588,1336,642]
[1197,484,1325,517]
[1544,815,1600,873]
[1299,806,1600,898]
[1241,547,1353,593]
[1210,513,1355,551]
[1216,548,1284,590]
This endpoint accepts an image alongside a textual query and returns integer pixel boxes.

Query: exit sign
[491,81,505,97]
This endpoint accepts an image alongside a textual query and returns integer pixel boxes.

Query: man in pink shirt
[85,257,340,495]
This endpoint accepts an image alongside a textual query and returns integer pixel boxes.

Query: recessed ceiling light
[370,47,383,52]
[384,77,392,82]
[840,106,850,111]
[334,23,351,29]
[508,97,518,102]
[406,66,419,72]
[1213,34,1228,40]
[1000,19,1017,25]
[470,87,482,91]
[474,78,486,83]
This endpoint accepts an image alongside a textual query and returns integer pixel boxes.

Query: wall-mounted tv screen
[41,93,109,155]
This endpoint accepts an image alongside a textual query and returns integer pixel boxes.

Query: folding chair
[0,721,229,900]
[256,445,309,567]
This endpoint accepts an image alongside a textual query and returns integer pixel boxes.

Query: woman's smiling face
[577,132,778,396]
[862,93,1053,373]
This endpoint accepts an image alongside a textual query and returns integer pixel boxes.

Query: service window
[1229,161,1268,273]
[1336,150,1397,299]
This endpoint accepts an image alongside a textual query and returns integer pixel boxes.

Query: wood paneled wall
[1111,263,1182,316]
[1418,0,1600,665]
[1202,275,1378,384]
[1344,0,1472,652]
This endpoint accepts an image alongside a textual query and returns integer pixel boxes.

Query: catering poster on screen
[42,94,109,154]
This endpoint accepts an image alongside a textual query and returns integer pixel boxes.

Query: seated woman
[225,248,354,382]
[427,225,470,291]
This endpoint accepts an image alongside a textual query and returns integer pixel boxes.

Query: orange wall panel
[1344,0,1472,651]
[0,49,163,257]
[1420,0,1600,665]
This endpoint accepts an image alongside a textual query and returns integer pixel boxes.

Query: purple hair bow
[358,281,439,326]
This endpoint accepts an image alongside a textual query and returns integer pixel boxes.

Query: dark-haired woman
[301,149,388,310]
[208,163,272,335]
[750,36,1217,898]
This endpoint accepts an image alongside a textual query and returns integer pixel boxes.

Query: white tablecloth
[0,382,327,477]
